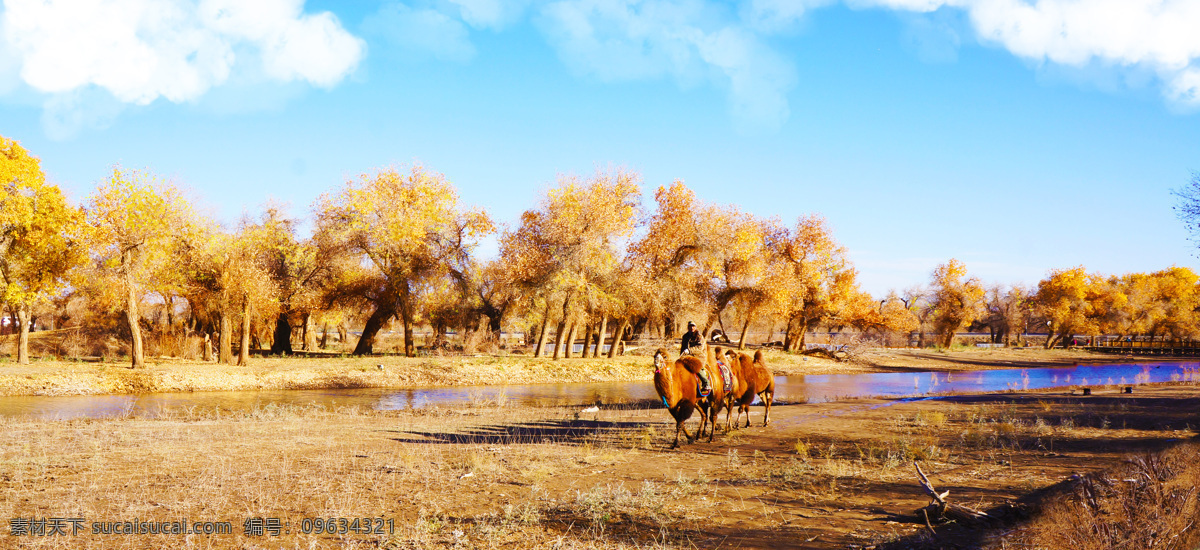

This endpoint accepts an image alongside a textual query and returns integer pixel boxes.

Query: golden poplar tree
[765,214,858,351]
[1032,266,1103,348]
[624,181,706,342]
[182,221,279,365]
[501,169,639,358]
[86,167,196,368]
[928,259,986,348]
[316,165,493,357]
[0,136,86,363]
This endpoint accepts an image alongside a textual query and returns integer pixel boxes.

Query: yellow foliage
[929,259,986,347]
[316,164,494,356]
[0,136,86,308]
[500,167,640,320]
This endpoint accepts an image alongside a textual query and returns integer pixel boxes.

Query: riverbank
[0,346,1157,397]
[3,383,1197,548]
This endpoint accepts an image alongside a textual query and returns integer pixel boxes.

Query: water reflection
[2,361,1197,420]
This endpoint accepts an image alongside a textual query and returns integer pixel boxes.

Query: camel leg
[672,421,683,449]
[700,401,710,444]
[724,397,734,433]
[761,392,773,426]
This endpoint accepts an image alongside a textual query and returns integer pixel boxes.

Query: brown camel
[701,345,747,439]
[652,348,709,448]
[725,349,775,428]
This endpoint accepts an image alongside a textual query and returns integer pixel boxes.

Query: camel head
[724,349,738,362]
[653,349,668,373]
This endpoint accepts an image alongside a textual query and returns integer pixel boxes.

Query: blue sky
[1,0,1199,295]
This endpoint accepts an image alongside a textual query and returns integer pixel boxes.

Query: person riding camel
[680,321,711,395]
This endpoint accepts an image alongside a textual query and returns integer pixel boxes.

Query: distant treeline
[2,135,1196,366]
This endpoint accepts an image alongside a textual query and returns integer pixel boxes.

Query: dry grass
[0,354,656,397]
[0,402,708,549]
[5,383,1200,548]
[993,441,1200,549]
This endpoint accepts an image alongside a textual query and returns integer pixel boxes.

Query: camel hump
[753,350,764,364]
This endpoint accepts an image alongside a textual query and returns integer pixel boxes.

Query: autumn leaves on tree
[316,165,493,357]
[4,132,1200,365]
[0,137,85,364]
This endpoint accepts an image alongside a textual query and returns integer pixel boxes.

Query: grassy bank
[0,346,1133,397]
[0,354,656,397]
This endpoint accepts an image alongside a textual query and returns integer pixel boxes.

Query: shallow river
[2,361,1198,420]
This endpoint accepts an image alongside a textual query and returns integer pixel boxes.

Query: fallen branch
[915,462,992,524]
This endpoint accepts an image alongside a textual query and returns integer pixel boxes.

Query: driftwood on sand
[914,462,992,525]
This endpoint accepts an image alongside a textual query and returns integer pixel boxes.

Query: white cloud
[739,0,831,33]
[898,10,962,63]
[0,0,364,106]
[537,0,796,132]
[364,2,475,62]
[41,87,126,141]
[975,0,1200,106]
[443,0,531,29]
[848,0,1200,107]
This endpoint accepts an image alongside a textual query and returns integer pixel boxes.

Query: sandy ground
[2,379,1197,549]
[3,343,1192,548]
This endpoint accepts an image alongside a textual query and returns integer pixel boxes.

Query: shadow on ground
[387,418,659,446]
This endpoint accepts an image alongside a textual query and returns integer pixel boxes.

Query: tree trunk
[218,311,232,364]
[337,322,348,349]
[202,332,213,362]
[353,302,395,356]
[564,322,579,358]
[596,316,608,358]
[302,311,315,351]
[552,294,572,360]
[238,295,251,366]
[783,317,796,352]
[534,321,549,358]
[738,315,752,350]
[401,309,414,357]
[608,318,630,359]
[533,301,552,358]
[165,295,175,332]
[16,306,31,365]
[581,321,595,358]
[552,319,567,360]
[399,285,416,357]
[124,262,145,368]
[797,318,811,351]
[271,312,293,355]
[320,322,329,349]
[488,312,503,342]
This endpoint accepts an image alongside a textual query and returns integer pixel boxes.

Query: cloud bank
[536,0,796,133]
[4,0,1200,137]
[370,0,1200,132]
[867,0,1200,105]
[0,0,364,135]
